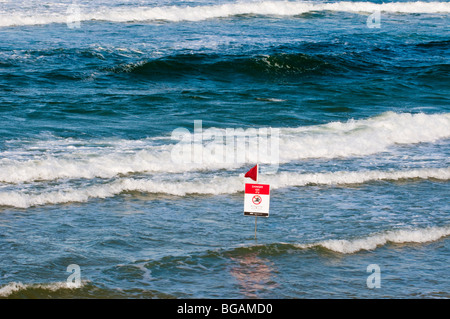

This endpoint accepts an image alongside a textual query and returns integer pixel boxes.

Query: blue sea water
[0,0,449,298]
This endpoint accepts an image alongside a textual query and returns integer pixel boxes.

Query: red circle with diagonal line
[252,195,262,205]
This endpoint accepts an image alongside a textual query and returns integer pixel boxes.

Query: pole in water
[255,164,258,240]
[254,216,257,240]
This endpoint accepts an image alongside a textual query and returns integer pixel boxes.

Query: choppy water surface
[0,0,449,298]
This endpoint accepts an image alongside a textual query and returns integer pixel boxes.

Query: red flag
[244,164,258,182]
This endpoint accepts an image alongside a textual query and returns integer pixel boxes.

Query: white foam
[1,1,449,27]
[0,167,448,208]
[278,112,450,161]
[0,281,84,297]
[296,226,450,253]
[0,112,449,184]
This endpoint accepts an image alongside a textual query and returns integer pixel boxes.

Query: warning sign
[244,183,270,217]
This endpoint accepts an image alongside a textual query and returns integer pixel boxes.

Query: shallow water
[0,0,449,298]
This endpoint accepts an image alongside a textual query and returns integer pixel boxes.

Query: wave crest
[0,281,84,298]
[107,52,332,79]
[0,167,448,208]
[1,1,450,27]
[1,112,449,184]
[296,226,450,254]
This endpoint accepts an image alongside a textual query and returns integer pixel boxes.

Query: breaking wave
[222,226,450,255]
[0,167,448,208]
[1,112,449,184]
[1,1,450,27]
[295,226,450,254]
[0,281,84,298]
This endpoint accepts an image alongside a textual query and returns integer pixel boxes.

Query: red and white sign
[244,183,270,217]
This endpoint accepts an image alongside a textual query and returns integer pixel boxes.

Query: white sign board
[244,183,270,217]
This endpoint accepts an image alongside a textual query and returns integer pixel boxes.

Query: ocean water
[0,0,449,299]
